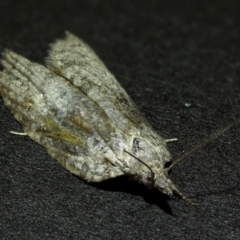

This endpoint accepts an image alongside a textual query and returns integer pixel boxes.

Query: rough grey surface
[0,1,240,239]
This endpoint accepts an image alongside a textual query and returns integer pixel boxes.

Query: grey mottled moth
[0,32,198,204]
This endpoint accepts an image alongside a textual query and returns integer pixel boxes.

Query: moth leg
[165,138,178,143]
[10,131,27,136]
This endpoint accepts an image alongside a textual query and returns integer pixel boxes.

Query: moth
[0,32,192,204]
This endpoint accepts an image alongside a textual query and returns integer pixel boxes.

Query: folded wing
[0,50,123,181]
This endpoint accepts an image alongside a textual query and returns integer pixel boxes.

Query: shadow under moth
[1,32,238,205]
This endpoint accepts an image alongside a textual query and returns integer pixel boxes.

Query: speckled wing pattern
[0,50,124,181]
[1,32,178,199]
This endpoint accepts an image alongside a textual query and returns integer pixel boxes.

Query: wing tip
[64,30,79,40]
[1,48,12,60]
[1,49,28,71]
[49,30,75,47]
[1,49,23,62]
[1,49,13,70]
[46,30,76,69]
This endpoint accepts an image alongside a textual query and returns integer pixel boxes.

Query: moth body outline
[0,32,190,203]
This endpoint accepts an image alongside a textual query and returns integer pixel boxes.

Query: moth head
[153,169,194,205]
[124,150,194,205]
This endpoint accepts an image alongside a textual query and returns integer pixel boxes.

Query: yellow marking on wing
[37,118,82,145]
[67,114,93,135]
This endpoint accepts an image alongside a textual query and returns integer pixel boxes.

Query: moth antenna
[124,149,155,180]
[172,185,194,206]
[167,118,240,171]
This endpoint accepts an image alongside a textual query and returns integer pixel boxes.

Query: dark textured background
[0,0,240,239]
